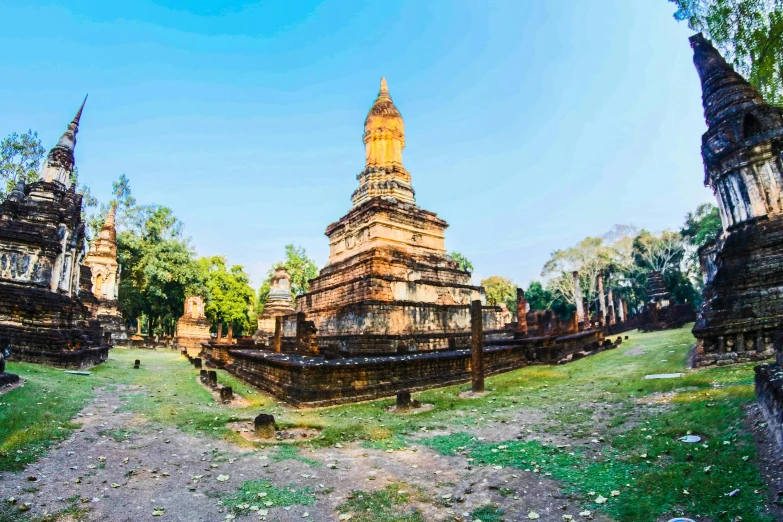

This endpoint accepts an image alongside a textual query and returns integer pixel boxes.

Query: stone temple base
[693,217,783,367]
[755,363,783,448]
[213,330,610,407]
[0,283,110,369]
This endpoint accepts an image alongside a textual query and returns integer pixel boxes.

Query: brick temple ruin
[174,295,212,353]
[254,266,295,341]
[638,271,696,332]
[686,35,783,445]
[82,205,128,345]
[0,98,110,368]
[201,79,628,406]
[688,34,782,368]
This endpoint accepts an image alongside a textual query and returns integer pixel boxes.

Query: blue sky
[0,0,709,289]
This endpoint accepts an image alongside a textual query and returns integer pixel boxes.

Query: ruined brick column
[470,300,484,393]
[516,288,528,336]
[607,288,616,325]
[573,271,584,326]
[295,312,305,352]
[216,322,223,342]
[597,273,607,327]
[273,316,282,353]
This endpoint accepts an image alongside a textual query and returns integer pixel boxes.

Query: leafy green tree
[258,245,318,313]
[0,131,45,200]
[671,0,783,105]
[525,281,574,320]
[199,256,255,337]
[481,276,517,314]
[681,202,722,247]
[449,251,474,273]
[632,230,685,272]
[256,279,271,315]
[681,202,723,285]
[117,206,200,336]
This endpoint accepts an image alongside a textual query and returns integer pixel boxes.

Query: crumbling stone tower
[83,205,128,344]
[0,97,109,367]
[689,34,783,366]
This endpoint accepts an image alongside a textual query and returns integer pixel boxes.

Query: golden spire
[352,78,416,207]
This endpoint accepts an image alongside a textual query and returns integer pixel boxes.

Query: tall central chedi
[295,79,502,355]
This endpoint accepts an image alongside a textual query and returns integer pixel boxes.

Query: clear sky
[0,0,709,289]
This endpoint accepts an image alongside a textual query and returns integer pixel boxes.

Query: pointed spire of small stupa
[105,203,116,228]
[377,77,393,102]
[40,96,88,187]
[72,94,88,127]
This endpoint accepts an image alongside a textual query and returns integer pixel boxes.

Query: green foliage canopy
[198,256,255,335]
[0,130,44,200]
[672,0,783,105]
[449,251,474,273]
[481,275,517,314]
[257,244,318,313]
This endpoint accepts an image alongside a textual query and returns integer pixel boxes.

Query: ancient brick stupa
[175,295,212,353]
[82,205,128,345]
[255,266,295,338]
[293,78,502,355]
[0,97,109,367]
[689,34,782,369]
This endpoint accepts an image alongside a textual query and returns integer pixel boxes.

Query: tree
[671,0,783,105]
[117,205,200,336]
[199,256,255,337]
[449,251,474,273]
[632,230,685,273]
[681,202,723,283]
[0,131,45,201]
[481,276,517,314]
[542,237,615,309]
[525,280,574,320]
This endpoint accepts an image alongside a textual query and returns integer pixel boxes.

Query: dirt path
[0,384,615,521]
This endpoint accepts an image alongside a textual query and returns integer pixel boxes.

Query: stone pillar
[516,288,528,336]
[207,370,217,388]
[220,386,233,403]
[573,271,584,324]
[597,273,607,326]
[254,414,276,439]
[607,288,616,325]
[470,300,484,393]
[583,299,590,329]
[216,322,223,341]
[226,324,233,342]
[396,390,412,410]
[136,320,143,336]
[572,311,579,332]
[273,316,282,353]
[295,312,306,352]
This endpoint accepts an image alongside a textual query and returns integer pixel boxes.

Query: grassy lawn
[0,326,777,521]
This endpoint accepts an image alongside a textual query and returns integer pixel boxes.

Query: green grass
[336,483,427,522]
[470,505,505,522]
[0,327,778,521]
[219,479,315,514]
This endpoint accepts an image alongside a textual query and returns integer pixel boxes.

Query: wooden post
[470,300,484,393]
[273,316,282,353]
